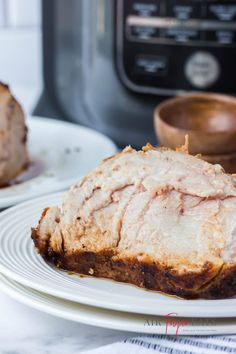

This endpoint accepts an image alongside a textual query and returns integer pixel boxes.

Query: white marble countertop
[0,290,133,353]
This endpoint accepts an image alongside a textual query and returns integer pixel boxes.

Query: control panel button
[130,25,160,40]
[185,52,220,88]
[206,30,236,45]
[163,27,201,43]
[128,1,160,17]
[207,2,236,22]
[166,1,202,20]
[135,55,168,75]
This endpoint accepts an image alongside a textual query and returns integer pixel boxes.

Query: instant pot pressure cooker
[35,0,236,147]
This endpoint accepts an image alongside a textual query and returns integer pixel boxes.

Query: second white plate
[0,116,117,208]
[1,274,236,336]
[0,193,236,318]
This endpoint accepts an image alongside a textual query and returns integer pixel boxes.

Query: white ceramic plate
[0,193,236,318]
[1,274,236,335]
[0,116,117,208]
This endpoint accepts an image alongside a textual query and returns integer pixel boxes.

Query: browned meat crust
[32,214,236,300]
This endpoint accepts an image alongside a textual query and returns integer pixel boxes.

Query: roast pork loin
[0,83,28,186]
[32,144,236,299]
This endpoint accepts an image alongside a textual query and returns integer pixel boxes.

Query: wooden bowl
[154,93,236,155]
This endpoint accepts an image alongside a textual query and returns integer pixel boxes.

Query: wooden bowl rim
[154,93,236,135]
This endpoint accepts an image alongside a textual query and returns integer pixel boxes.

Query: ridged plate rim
[1,274,236,335]
[0,193,235,318]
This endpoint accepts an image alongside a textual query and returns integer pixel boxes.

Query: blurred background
[0,0,42,113]
[1,0,236,150]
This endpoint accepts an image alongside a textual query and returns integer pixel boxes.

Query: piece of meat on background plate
[0,83,28,187]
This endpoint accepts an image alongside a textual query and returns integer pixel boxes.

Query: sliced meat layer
[32,145,236,299]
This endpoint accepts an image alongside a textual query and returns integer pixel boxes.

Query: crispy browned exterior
[0,82,28,185]
[32,210,236,300]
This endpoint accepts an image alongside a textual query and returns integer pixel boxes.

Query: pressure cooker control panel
[116,0,236,95]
